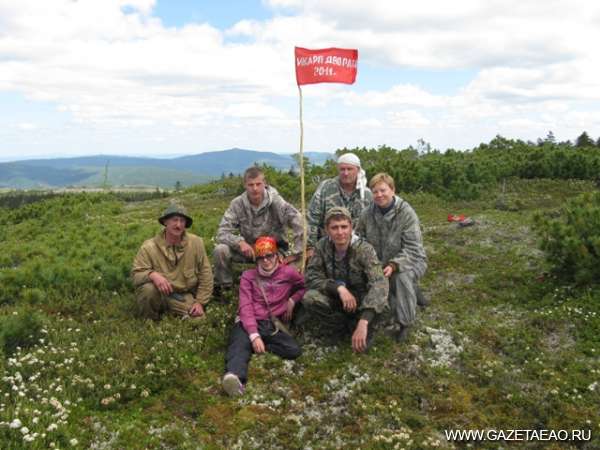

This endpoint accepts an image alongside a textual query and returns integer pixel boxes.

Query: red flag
[295,47,358,86]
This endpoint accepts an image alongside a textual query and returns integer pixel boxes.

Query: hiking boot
[213,284,233,303]
[394,325,412,343]
[416,286,430,309]
[222,373,244,397]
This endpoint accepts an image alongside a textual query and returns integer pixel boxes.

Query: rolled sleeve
[216,203,245,248]
[193,240,214,304]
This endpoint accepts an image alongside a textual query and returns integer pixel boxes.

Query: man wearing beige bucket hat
[131,202,213,322]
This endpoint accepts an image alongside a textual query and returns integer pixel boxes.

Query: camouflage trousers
[300,289,366,339]
[135,283,204,323]
[388,271,419,327]
[212,244,254,287]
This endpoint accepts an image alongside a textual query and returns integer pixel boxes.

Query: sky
[0,0,599,161]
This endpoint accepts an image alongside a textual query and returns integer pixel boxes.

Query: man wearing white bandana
[306,153,372,255]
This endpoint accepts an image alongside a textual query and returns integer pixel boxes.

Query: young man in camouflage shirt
[303,207,388,352]
[213,167,304,292]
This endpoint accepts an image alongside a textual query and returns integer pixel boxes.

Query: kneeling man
[132,203,213,321]
[213,166,303,294]
[303,207,388,352]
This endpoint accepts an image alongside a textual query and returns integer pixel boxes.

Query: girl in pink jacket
[223,236,305,396]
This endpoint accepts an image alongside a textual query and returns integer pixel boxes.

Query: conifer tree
[575,131,594,148]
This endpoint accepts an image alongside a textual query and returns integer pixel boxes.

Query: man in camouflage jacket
[356,173,427,341]
[303,207,388,352]
[306,153,372,250]
[132,203,213,322]
[214,167,304,289]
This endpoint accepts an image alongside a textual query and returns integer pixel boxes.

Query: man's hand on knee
[149,272,173,295]
[188,302,205,317]
[239,241,255,260]
[337,286,357,312]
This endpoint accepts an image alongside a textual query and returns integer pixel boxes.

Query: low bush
[0,310,45,355]
[534,192,600,284]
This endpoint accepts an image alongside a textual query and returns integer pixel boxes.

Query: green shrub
[534,192,600,284]
[0,310,45,355]
[21,287,46,304]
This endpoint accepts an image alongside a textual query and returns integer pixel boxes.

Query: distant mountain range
[0,148,333,189]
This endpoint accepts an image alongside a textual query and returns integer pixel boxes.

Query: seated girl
[222,236,305,396]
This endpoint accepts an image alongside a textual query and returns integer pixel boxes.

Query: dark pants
[300,290,378,348]
[225,320,302,384]
[302,289,363,337]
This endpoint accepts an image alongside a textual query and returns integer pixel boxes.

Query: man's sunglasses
[256,253,277,261]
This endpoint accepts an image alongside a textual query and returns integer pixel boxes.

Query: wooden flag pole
[298,84,307,272]
[294,46,358,271]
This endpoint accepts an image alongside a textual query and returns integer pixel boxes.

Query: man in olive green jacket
[132,203,213,321]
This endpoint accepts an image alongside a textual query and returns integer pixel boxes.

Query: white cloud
[260,0,598,67]
[0,0,598,157]
[223,102,285,119]
[463,65,600,103]
[0,0,296,131]
[15,122,37,130]
[358,118,382,128]
[389,110,431,128]
[342,85,446,108]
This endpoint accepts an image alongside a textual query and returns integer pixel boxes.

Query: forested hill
[0,148,333,189]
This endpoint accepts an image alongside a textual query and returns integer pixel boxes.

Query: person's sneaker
[222,373,243,397]
[394,325,412,343]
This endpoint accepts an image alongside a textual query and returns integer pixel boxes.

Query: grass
[1,178,599,449]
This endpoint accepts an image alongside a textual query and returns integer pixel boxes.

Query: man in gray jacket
[213,167,304,292]
[356,173,427,342]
